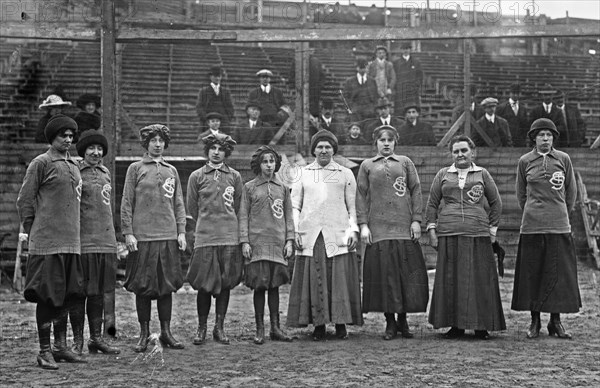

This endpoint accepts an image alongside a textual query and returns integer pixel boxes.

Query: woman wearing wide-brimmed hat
[186,133,244,345]
[35,95,72,143]
[511,118,581,339]
[287,129,363,340]
[121,124,187,352]
[17,114,86,369]
[74,94,102,140]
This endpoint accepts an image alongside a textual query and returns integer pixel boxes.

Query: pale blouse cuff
[426,223,437,231]
[489,226,498,236]
[292,208,301,232]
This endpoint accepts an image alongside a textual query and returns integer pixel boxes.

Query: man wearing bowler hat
[364,97,403,141]
[247,69,288,127]
[473,97,512,147]
[393,42,423,110]
[529,84,563,135]
[496,83,530,147]
[309,98,343,137]
[234,101,276,145]
[397,104,436,146]
[343,58,379,124]
[196,65,234,131]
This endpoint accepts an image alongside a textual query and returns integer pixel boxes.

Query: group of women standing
[18,116,581,371]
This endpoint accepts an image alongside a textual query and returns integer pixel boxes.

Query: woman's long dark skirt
[362,239,429,313]
[82,252,117,296]
[428,236,506,331]
[511,233,581,313]
[186,245,243,296]
[124,240,183,299]
[24,253,85,307]
[287,234,363,327]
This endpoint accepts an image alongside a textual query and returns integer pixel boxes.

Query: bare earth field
[1,262,599,388]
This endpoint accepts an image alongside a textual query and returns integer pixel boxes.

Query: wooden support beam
[463,39,472,137]
[437,112,465,147]
[576,172,600,269]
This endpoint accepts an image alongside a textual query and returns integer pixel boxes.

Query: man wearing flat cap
[393,42,423,110]
[473,97,512,147]
[196,65,234,132]
[247,69,288,127]
[364,97,403,140]
[496,83,530,147]
[367,45,396,99]
[234,101,275,145]
[397,104,436,146]
[343,58,379,123]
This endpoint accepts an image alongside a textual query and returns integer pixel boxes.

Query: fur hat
[250,146,282,176]
[76,129,108,157]
[39,94,72,110]
[310,129,338,156]
[44,114,77,143]
[528,118,559,141]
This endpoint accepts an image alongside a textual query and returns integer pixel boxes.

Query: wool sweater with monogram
[426,163,502,237]
[356,154,423,243]
[120,154,186,241]
[516,148,576,234]
[239,175,294,264]
[187,162,243,248]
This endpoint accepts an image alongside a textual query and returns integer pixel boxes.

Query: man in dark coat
[343,58,379,124]
[393,42,423,110]
[555,92,587,148]
[196,65,235,130]
[450,84,484,130]
[496,83,530,147]
[529,84,564,140]
[397,104,436,146]
[364,97,403,141]
[234,101,275,145]
[473,97,512,147]
[247,69,288,127]
[309,98,343,137]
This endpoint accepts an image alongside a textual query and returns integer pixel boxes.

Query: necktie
[546,105,551,114]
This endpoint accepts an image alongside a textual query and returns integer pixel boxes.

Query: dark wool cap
[403,103,421,114]
[45,114,77,143]
[206,112,223,121]
[528,118,559,141]
[76,129,108,157]
[250,145,282,176]
[310,129,338,156]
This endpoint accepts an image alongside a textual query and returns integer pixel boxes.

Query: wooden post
[295,42,310,155]
[101,0,117,338]
[463,39,472,137]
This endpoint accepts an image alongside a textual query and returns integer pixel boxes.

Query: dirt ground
[1,260,599,388]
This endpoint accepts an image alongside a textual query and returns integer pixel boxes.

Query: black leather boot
[213,314,230,344]
[312,325,326,341]
[87,295,120,354]
[36,305,58,370]
[397,313,414,338]
[254,314,265,345]
[335,324,348,340]
[442,327,465,338]
[383,313,398,340]
[269,312,292,342]
[526,311,541,339]
[193,316,208,345]
[69,298,86,356]
[133,321,150,353]
[548,313,572,339]
[159,321,184,349]
[53,308,87,363]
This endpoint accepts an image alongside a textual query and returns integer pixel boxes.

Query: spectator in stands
[555,91,587,147]
[450,84,484,126]
[341,122,368,145]
[248,69,288,127]
[196,66,234,132]
[287,130,363,340]
[529,84,563,139]
[186,133,243,345]
[368,46,396,99]
[17,115,86,369]
[35,95,72,143]
[364,4,384,25]
[427,135,505,340]
[496,83,530,147]
[121,124,187,353]
[198,111,230,141]
[511,118,581,339]
[343,58,379,124]
[357,125,429,340]
[239,146,294,345]
[393,43,423,110]
[342,3,363,23]
[75,129,120,356]
[397,104,436,146]
[74,94,101,142]
[473,98,512,147]
[309,98,343,137]
[234,102,275,145]
[365,97,403,140]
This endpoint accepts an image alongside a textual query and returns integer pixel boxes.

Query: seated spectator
[496,83,529,147]
[397,104,436,146]
[197,112,227,141]
[368,46,396,99]
[309,98,343,137]
[74,93,101,142]
[35,95,72,143]
[555,91,587,148]
[248,69,288,127]
[472,98,512,147]
[343,58,379,124]
[364,97,403,140]
[341,122,368,145]
[196,66,234,132]
[234,102,275,145]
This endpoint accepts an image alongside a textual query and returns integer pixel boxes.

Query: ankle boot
[269,312,292,342]
[526,311,541,339]
[37,318,58,370]
[69,299,86,356]
[213,314,230,344]
[383,313,398,340]
[312,325,326,341]
[442,327,465,338]
[548,313,572,339]
[397,313,414,338]
[335,324,348,340]
[88,317,120,354]
[159,321,184,349]
[193,316,208,345]
[133,321,150,353]
[254,314,265,345]
[52,315,87,363]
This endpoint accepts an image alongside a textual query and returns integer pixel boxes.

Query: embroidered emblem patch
[163,177,175,198]
[272,199,284,219]
[223,186,234,208]
[393,176,407,197]
[467,184,484,203]
[75,179,82,202]
[101,184,111,205]
[549,171,565,191]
